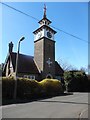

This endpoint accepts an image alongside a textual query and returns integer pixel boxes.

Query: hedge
[64,71,88,92]
[39,79,63,96]
[2,77,15,98]
[2,77,64,99]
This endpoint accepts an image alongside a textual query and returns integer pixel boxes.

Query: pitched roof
[3,52,64,76]
[33,25,57,34]
[38,17,52,24]
[55,61,64,76]
[4,52,39,74]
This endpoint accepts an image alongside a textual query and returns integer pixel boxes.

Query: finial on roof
[9,41,13,53]
[43,4,47,18]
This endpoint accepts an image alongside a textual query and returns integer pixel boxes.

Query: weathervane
[43,4,47,18]
[46,58,52,67]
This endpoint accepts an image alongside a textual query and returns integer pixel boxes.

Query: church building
[3,5,64,81]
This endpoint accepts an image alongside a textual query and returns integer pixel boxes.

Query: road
[2,93,88,119]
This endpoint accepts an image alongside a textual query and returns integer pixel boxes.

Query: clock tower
[33,5,57,79]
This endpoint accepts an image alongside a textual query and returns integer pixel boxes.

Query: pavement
[1,92,89,119]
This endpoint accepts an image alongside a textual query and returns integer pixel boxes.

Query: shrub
[39,79,63,96]
[2,77,14,99]
[17,79,40,98]
[2,77,40,99]
[64,71,88,92]
[2,77,64,99]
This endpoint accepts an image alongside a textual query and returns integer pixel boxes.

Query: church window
[24,75,28,78]
[46,74,52,79]
[29,75,35,80]
[24,75,35,80]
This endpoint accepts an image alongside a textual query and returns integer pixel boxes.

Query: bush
[87,75,90,92]
[64,71,88,92]
[39,79,63,96]
[17,78,40,99]
[2,77,64,99]
[2,77,14,99]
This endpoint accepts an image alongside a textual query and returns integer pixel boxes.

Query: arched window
[46,74,52,79]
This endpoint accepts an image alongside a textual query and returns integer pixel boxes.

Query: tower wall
[33,6,56,79]
[34,39,44,72]
[34,37,55,79]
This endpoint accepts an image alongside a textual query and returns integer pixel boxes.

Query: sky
[0,2,88,70]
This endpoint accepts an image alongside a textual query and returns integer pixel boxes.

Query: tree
[0,63,4,70]
[0,63,4,76]
[0,64,2,70]
[80,66,88,74]
[58,59,76,71]
[64,70,88,92]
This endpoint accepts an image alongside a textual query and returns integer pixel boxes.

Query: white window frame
[29,75,35,80]
[24,75,29,78]
[24,75,35,80]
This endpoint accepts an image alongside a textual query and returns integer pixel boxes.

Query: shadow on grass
[2,92,73,106]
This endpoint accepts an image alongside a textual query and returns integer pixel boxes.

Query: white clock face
[47,32,52,38]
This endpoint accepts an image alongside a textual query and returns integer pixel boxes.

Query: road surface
[2,93,88,119]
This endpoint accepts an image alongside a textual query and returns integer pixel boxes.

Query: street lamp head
[19,36,25,42]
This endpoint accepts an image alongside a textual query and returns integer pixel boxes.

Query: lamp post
[13,36,25,100]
